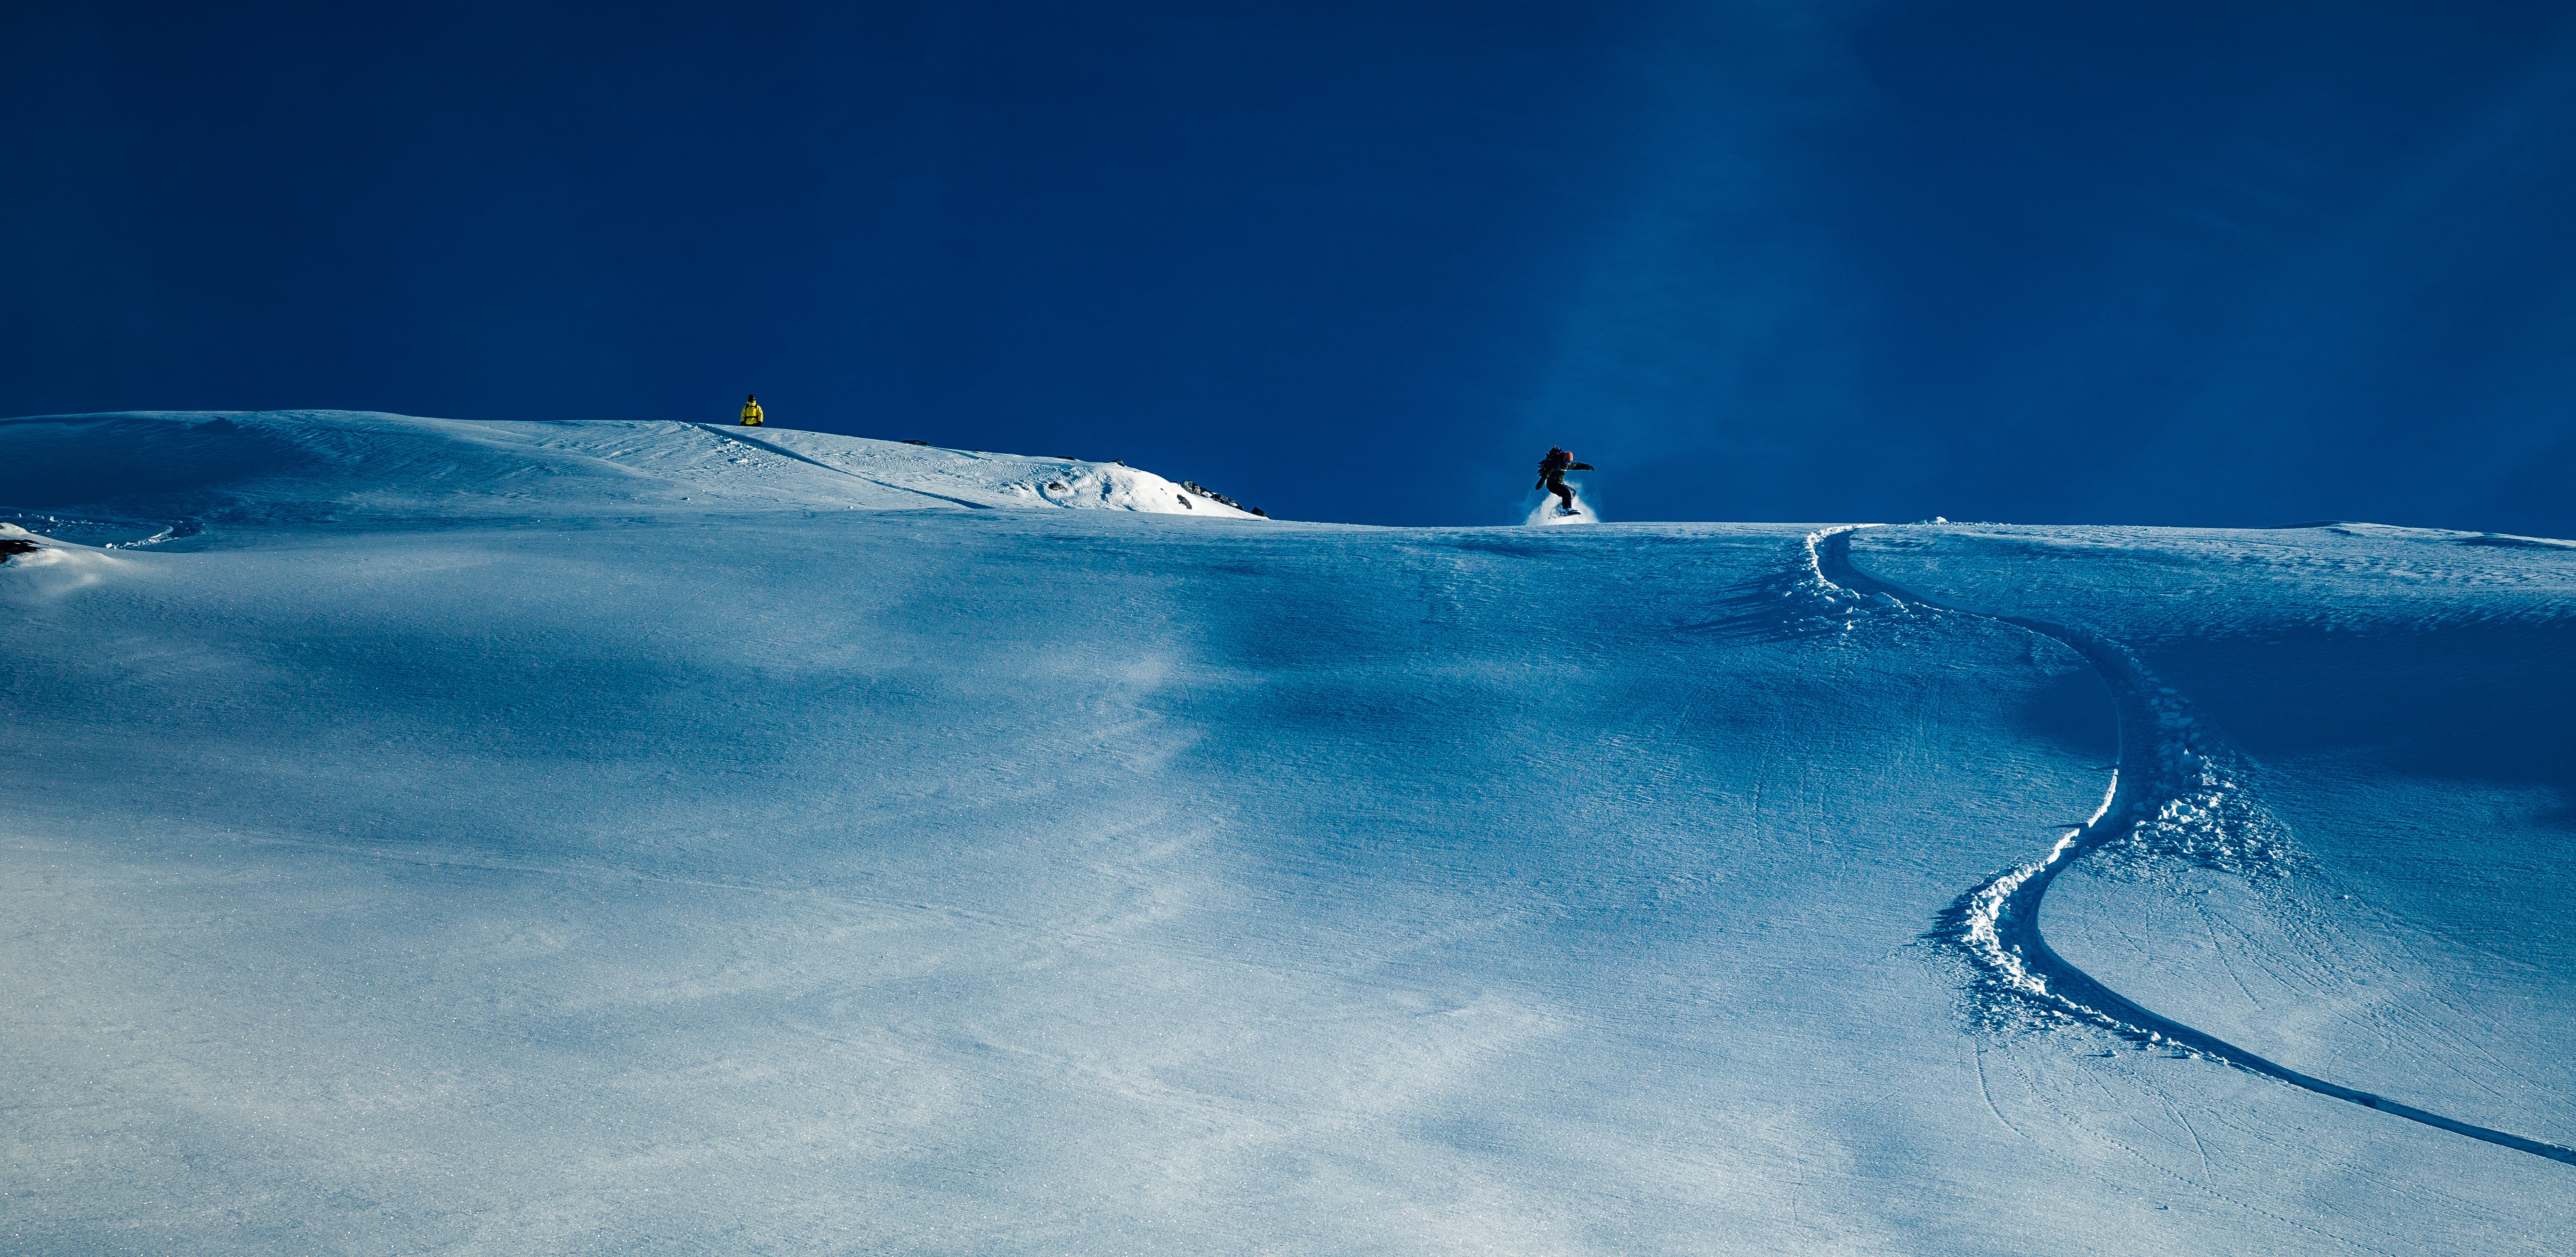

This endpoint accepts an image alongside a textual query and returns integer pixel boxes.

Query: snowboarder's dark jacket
[1536,449,1594,489]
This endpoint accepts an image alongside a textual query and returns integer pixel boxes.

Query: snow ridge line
[1802,525,2576,1167]
[692,424,998,510]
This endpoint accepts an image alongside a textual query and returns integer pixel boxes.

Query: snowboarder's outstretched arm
[1568,462,1594,471]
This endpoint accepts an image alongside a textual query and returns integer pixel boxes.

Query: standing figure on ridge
[1536,447,1594,514]
[740,394,764,427]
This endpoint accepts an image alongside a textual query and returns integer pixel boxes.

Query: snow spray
[1523,481,1600,526]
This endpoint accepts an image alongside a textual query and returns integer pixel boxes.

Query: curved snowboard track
[1800,525,2576,1168]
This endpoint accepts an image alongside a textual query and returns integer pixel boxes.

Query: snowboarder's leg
[1550,479,1577,510]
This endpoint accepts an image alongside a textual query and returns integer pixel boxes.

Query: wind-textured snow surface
[3,412,2570,1254]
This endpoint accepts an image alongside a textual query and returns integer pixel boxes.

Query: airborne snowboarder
[1536,447,1594,514]
[740,394,765,427]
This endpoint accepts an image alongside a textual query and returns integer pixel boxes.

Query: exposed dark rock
[1179,481,1264,516]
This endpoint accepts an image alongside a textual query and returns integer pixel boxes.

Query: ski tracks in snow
[1789,524,2576,1168]
[694,424,1000,510]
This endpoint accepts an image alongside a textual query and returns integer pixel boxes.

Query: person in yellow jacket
[740,394,764,427]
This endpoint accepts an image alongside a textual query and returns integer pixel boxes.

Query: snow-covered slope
[1844,523,2576,1149]
[2,413,2569,1254]
[0,410,1266,525]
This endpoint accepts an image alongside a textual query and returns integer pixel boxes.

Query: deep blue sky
[7,1,2573,531]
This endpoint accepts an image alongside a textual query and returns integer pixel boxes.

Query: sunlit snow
[4,411,2571,1253]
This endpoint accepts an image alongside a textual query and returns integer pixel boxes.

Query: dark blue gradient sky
[8,1,2573,530]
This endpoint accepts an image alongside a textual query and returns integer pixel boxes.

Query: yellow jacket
[740,400,764,426]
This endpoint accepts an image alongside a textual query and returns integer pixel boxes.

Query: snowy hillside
[0,410,1268,526]
[3,412,2571,1254]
